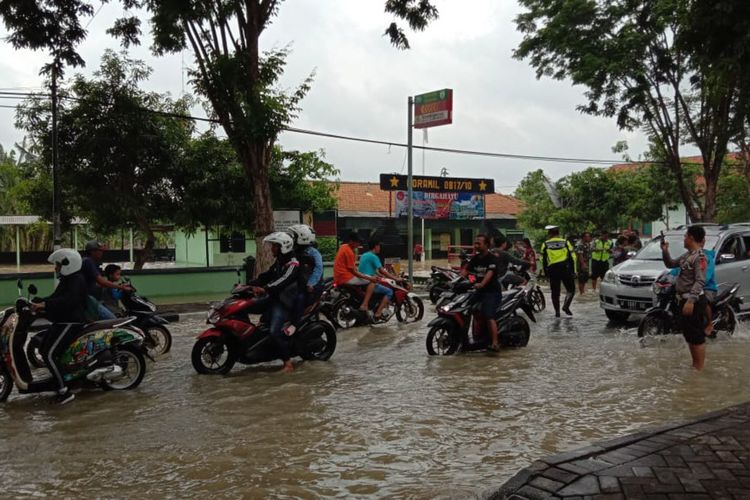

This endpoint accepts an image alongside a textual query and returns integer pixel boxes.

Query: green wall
[1,264,334,308]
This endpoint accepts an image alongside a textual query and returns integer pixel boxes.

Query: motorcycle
[501,266,546,313]
[425,277,537,355]
[0,282,148,402]
[426,266,461,304]
[637,271,741,338]
[330,277,425,329]
[191,289,337,375]
[25,278,176,368]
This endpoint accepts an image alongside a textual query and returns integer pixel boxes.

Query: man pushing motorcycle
[249,232,301,373]
[462,234,502,352]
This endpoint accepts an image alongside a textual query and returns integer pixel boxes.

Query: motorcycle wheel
[332,299,360,329]
[500,317,531,347]
[714,306,737,336]
[429,287,444,304]
[396,296,425,323]
[0,363,12,402]
[26,336,46,369]
[426,324,460,356]
[101,345,146,391]
[529,287,546,313]
[638,311,669,338]
[191,336,237,375]
[299,322,337,361]
[144,325,173,356]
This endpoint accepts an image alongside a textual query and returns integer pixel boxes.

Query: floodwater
[1,294,750,498]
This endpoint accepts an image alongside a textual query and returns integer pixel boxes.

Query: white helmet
[263,232,294,254]
[287,224,316,245]
[48,248,83,276]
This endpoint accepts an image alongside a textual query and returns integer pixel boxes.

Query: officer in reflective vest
[591,230,613,291]
[541,225,576,317]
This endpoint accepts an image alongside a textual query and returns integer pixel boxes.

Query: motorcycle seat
[81,317,136,335]
[713,287,734,304]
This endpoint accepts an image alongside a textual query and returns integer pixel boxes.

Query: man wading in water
[661,225,708,371]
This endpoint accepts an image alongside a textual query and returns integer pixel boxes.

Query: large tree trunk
[702,172,718,223]
[245,146,275,277]
[134,218,155,270]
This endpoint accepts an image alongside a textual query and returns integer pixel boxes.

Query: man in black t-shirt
[81,241,132,320]
[462,234,501,351]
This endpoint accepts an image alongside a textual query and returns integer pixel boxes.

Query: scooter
[330,277,425,329]
[426,266,461,304]
[0,282,148,402]
[191,291,337,375]
[25,278,176,368]
[637,271,741,338]
[425,277,536,355]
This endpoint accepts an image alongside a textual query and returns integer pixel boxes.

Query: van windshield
[636,234,720,261]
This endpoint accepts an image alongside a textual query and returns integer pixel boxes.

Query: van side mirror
[719,253,736,263]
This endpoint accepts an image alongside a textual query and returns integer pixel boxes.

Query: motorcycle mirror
[16,279,23,296]
[28,284,38,296]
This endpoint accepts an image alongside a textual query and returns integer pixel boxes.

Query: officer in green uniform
[542,225,576,317]
[591,230,613,291]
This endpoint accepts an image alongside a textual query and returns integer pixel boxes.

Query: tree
[16,50,194,268]
[514,0,750,222]
[106,1,436,274]
[174,133,339,232]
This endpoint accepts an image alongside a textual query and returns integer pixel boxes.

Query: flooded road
[2,294,750,498]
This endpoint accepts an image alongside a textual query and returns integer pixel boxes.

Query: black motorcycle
[637,271,741,338]
[426,266,461,304]
[426,277,536,355]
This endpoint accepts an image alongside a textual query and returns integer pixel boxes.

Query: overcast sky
[0,0,655,194]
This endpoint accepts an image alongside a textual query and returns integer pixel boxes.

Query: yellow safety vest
[543,237,574,266]
[592,239,613,262]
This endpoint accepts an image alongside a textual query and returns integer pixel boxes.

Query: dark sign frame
[379,174,494,193]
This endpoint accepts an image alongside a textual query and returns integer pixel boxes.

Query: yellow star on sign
[390,176,400,188]
[478,180,488,191]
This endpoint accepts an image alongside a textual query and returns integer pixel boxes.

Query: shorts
[477,291,502,319]
[679,297,707,345]
[591,260,609,280]
[577,270,590,284]
[346,277,370,286]
[373,283,394,300]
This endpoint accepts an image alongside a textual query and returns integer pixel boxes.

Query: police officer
[661,225,708,371]
[542,225,576,317]
[591,230,613,291]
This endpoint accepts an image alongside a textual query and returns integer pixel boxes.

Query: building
[333,181,523,260]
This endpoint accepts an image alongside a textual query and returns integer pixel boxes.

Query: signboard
[380,174,494,193]
[273,210,301,231]
[395,191,485,220]
[414,89,453,129]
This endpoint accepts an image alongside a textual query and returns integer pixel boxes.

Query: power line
[0,89,689,167]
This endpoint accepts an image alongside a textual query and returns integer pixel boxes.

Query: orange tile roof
[332,181,522,217]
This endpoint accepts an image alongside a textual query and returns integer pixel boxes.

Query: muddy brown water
[1,294,749,498]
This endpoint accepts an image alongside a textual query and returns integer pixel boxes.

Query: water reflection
[1,297,749,498]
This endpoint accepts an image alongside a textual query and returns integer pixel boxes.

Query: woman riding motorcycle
[29,248,88,405]
[249,232,301,373]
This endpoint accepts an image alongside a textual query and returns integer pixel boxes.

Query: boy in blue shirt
[358,239,403,320]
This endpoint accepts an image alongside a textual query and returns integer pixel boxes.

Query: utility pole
[407,96,414,282]
[51,56,62,250]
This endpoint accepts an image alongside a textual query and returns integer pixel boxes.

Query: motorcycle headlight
[207,307,220,324]
[604,270,616,284]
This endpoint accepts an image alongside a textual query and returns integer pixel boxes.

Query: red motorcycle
[330,277,425,329]
[191,285,337,375]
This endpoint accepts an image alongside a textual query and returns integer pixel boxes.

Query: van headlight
[603,270,616,284]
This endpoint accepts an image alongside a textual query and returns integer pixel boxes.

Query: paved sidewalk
[491,402,750,499]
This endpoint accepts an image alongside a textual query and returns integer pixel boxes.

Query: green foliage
[515,164,683,238]
[316,236,338,263]
[716,166,750,224]
[16,50,193,235]
[0,0,94,76]
[174,134,339,231]
[384,0,439,49]
[514,0,750,221]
